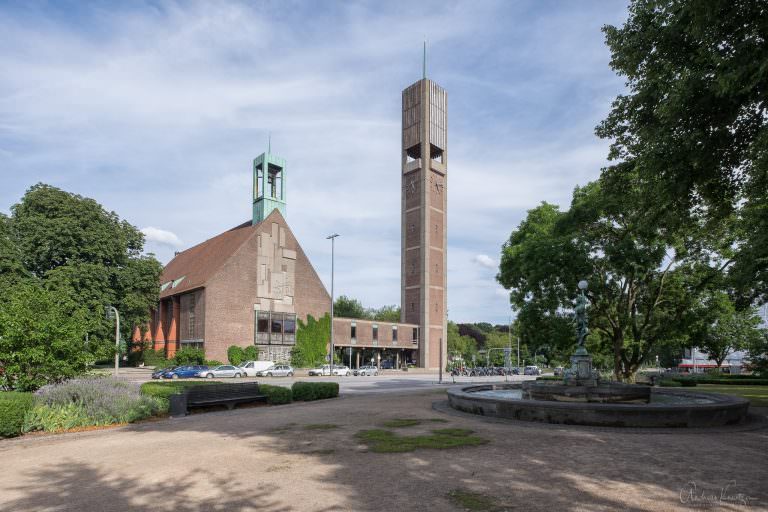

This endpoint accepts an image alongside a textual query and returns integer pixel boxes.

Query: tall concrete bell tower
[400,50,447,370]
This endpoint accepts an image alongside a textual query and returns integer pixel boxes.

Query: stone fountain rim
[448,383,750,412]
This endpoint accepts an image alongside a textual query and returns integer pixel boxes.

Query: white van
[239,360,275,377]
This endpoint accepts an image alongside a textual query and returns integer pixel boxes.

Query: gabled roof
[159,219,257,299]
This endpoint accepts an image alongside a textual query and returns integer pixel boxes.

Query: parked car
[152,367,176,379]
[332,365,351,376]
[524,365,541,376]
[553,366,565,377]
[380,360,394,370]
[162,365,208,379]
[354,365,379,376]
[198,365,244,378]
[308,365,331,376]
[239,360,275,377]
[257,364,294,377]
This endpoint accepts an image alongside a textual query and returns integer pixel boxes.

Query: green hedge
[659,379,683,387]
[260,384,292,405]
[0,392,34,438]
[683,378,768,386]
[291,382,339,401]
[140,381,220,411]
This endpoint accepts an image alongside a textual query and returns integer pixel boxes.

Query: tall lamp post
[327,233,339,374]
[107,306,120,376]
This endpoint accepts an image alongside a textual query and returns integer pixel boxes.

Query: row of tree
[0,184,162,390]
[496,0,768,381]
[332,295,401,322]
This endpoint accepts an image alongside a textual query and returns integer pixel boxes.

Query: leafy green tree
[745,329,768,377]
[6,184,162,347]
[333,295,367,319]
[447,322,478,364]
[498,182,731,381]
[369,305,401,322]
[291,314,331,367]
[243,345,258,361]
[0,284,92,391]
[597,0,768,302]
[227,346,246,366]
[0,214,29,291]
[694,293,764,368]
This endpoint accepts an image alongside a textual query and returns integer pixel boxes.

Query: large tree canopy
[498,181,733,381]
[1,184,162,369]
[597,0,768,302]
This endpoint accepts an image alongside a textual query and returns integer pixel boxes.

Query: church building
[135,64,448,369]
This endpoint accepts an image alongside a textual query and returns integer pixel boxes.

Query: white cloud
[473,254,497,269]
[0,1,630,324]
[141,227,183,248]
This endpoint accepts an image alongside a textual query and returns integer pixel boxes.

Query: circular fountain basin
[522,380,650,403]
[447,383,750,428]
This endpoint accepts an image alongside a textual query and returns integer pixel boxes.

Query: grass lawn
[694,385,768,407]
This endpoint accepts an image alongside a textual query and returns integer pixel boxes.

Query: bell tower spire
[252,141,287,225]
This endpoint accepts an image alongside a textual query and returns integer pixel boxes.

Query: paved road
[113,367,537,394]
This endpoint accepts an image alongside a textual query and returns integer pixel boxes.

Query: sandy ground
[1,389,766,512]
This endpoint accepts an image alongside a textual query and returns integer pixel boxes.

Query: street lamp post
[108,306,120,376]
[327,234,339,375]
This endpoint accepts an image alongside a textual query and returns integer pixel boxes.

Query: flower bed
[23,377,162,433]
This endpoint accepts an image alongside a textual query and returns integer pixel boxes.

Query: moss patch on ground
[302,423,339,430]
[447,489,505,511]
[695,385,768,407]
[356,428,488,453]
[380,418,448,428]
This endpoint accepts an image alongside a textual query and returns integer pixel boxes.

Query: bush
[126,346,169,368]
[143,349,169,368]
[243,346,258,361]
[291,382,339,401]
[227,346,245,366]
[23,377,162,432]
[0,392,35,437]
[205,360,224,367]
[140,381,220,411]
[260,384,292,405]
[659,379,683,387]
[173,347,205,366]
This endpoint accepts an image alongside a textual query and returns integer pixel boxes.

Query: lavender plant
[25,377,161,431]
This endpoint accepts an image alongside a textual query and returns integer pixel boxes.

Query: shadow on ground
[3,390,767,511]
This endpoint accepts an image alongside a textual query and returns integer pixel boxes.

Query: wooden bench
[169,383,267,416]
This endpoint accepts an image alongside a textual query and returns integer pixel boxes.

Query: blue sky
[0,0,629,324]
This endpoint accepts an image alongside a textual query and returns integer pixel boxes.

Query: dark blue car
[162,365,208,379]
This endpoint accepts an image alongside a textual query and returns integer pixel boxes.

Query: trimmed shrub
[227,346,245,366]
[23,377,162,432]
[291,382,339,401]
[173,347,205,366]
[260,384,292,405]
[140,381,220,411]
[143,349,170,368]
[243,346,259,361]
[0,392,34,437]
[659,379,683,387]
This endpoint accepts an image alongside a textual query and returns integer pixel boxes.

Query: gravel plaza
[1,385,766,512]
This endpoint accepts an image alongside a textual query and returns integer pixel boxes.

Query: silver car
[199,365,244,379]
[355,366,378,376]
[257,364,294,377]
